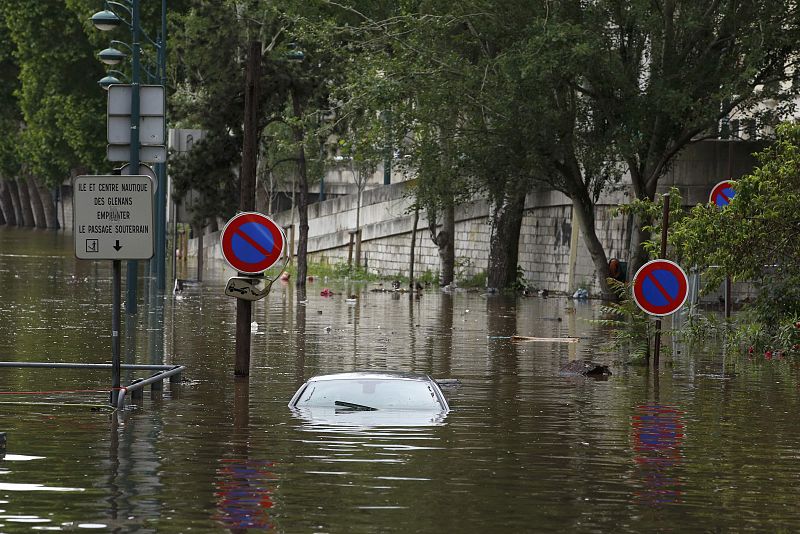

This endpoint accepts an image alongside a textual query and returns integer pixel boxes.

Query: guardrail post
[131,379,144,400]
[150,374,163,391]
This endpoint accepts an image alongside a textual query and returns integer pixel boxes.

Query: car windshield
[294,378,445,411]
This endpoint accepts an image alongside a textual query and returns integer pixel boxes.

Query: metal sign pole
[235,41,261,377]
[126,0,141,315]
[111,260,121,406]
[653,193,670,370]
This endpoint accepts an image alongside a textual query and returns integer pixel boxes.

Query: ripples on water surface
[2,227,800,531]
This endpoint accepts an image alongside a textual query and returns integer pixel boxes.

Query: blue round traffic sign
[710,180,735,208]
[220,212,285,274]
[632,260,688,317]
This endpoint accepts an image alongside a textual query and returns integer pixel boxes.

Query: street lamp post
[92,0,168,310]
[155,0,167,292]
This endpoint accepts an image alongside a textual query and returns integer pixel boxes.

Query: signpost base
[111,260,121,406]
[234,299,252,377]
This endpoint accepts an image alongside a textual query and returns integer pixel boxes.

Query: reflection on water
[5,228,800,530]
[631,404,685,507]
[214,459,275,530]
[291,407,448,428]
[0,482,84,492]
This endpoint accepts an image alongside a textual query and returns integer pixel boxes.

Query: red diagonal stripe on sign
[234,228,270,258]
[717,190,731,204]
[646,272,675,305]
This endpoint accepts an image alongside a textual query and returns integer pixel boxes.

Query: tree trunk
[35,180,59,229]
[25,177,46,229]
[0,181,16,226]
[195,224,204,282]
[295,142,309,299]
[436,201,455,286]
[291,89,309,300]
[7,180,28,227]
[15,178,35,227]
[487,187,526,290]
[557,148,615,299]
[570,194,613,299]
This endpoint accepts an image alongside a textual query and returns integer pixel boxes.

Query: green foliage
[287,260,380,282]
[722,314,800,358]
[592,279,659,365]
[672,123,800,305]
[678,312,728,345]
[458,270,487,289]
[0,1,107,184]
[416,270,438,286]
[512,265,527,292]
[323,0,800,293]
[616,187,686,259]
[670,122,800,353]
[169,132,239,226]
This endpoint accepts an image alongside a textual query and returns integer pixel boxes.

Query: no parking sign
[632,260,689,317]
[709,180,735,208]
[220,212,286,274]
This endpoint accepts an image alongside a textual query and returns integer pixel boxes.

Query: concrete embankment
[188,139,763,296]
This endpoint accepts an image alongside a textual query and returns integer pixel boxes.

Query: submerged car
[288,371,450,413]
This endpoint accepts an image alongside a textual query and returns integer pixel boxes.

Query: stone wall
[189,139,766,295]
[194,183,621,293]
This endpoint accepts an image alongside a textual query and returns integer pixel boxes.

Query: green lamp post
[92,0,169,313]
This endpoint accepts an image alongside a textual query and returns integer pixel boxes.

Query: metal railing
[0,361,185,411]
[116,365,185,410]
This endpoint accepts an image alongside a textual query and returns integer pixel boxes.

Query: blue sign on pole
[220,212,285,275]
[710,180,735,208]
[632,260,689,317]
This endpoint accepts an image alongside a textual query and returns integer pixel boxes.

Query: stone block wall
[192,183,637,294]
[519,204,573,291]
[187,140,766,296]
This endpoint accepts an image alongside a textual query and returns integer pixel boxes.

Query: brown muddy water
[1,226,800,532]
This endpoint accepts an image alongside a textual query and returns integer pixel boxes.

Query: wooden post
[652,193,670,370]
[409,205,419,288]
[347,231,355,268]
[234,41,260,377]
[285,225,295,263]
[725,139,733,319]
[196,225,204,282]
[355,229,362,269]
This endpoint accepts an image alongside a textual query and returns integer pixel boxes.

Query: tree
[333,0,799,296]
[672,122,800,334]
[169,1,354,296]
[338,112,384,269]
[0,1,111,228]
[1,1,106,184]
[332,1,550,289]
[541,0,800,290]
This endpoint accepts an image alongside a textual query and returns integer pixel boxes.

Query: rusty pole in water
[652,193,670,369]
[235,41,261,377]
[111,260,121,405]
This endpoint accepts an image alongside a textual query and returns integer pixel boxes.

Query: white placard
[74,175,154,260]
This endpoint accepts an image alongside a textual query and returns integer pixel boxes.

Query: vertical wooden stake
[653,193,670,370]
[409,205,419,289]
[235,41,261,377]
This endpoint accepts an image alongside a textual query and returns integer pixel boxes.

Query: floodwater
[1,227,800,532]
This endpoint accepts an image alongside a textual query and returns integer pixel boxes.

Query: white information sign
[74,175,154,260]
[107,144,166,163]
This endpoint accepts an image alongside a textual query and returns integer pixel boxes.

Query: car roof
[306,371,433,382]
